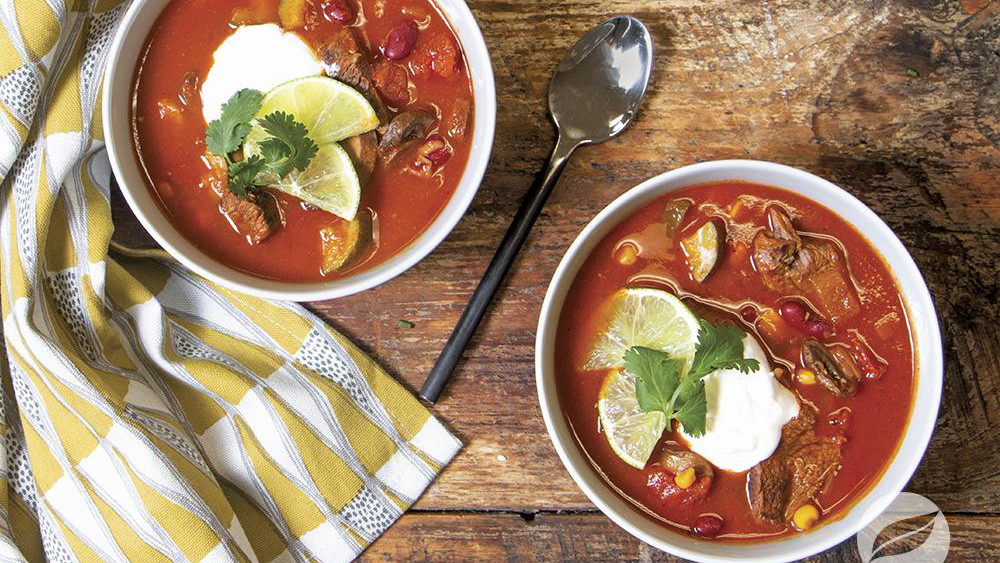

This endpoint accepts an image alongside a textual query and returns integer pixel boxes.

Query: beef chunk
[318,29,389,123]
[752,207,860,323]
[341,131,378,184]
[220,190,277,245]
[802,338,861,397]
[747,405,842,523]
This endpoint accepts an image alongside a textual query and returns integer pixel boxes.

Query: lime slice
[680,221,720,283]
[271,142,361,220]
[245,76,379,147]
[599,369,667,469]
[585,288,699,371]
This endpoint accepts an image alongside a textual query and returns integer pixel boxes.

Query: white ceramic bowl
[103,0,496,301]
[535,160,943,563]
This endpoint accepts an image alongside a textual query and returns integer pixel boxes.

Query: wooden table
[113,0,1000,560]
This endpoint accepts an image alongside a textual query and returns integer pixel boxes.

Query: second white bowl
[535,159,942,563]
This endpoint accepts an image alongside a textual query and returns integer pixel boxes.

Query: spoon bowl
[550,16,653,144]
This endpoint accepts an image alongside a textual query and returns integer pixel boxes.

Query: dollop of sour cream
[200,24,323,124]
[679,335,799,472]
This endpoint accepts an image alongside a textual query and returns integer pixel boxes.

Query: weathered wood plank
[109,0,1000,520]
[360,512,999,562]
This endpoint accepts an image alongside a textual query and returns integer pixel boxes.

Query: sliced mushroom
[801,338,860,397]
[378,110,435,159]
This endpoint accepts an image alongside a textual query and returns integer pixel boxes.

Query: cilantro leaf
[688,320,760,379]
[259,137,292,164]
[673,379,707,437]
[625,347,683,414]
[257,111,319,178]
[708,358,761,374]
[227,155,267,199]
[205,89,263,157]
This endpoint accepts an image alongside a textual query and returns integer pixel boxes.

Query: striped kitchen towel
[0,1,460,561]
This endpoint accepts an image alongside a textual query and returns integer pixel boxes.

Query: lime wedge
[585,288,699,370]
[270,142,361,220]
[245,76,379,147]
[599,369,667,469]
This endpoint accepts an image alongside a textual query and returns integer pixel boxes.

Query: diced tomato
[373,60,410,107]
[410,33,460,78]
[756,308,794,344]
[849,334,887,379]
[410,135,451,174]
[646,469,712,508]
[445,97,471,140]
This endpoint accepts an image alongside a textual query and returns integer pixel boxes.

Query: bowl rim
[102,0,496,302]
[534,159,943,563]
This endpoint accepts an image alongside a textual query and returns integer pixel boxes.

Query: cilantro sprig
[624,320,760,437]
[258,111,319,178]
[205,89,318,198]
[206,89,263,157]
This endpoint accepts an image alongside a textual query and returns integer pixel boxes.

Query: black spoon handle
[420,135,580,403]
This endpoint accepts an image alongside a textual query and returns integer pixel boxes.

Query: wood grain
[109,0,1000,559]
[360,512,998,562]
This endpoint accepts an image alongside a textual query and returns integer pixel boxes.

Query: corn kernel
[675,467,697,490]
[727,199,745,219]
[796,369,816,385]
[792,504,820,531]
[616,244,638,266]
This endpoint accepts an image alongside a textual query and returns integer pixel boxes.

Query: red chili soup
[555,182,915,541]
[132,0,474,282]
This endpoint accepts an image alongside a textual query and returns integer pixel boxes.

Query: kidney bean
[740,305,758,323]
[692,514,723,538]
[321,0,354,23]
[384,20,419,61]
[426,147,451,166]
[778,300,830,337]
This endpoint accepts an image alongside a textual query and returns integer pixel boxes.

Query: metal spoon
[420,16,654,403]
